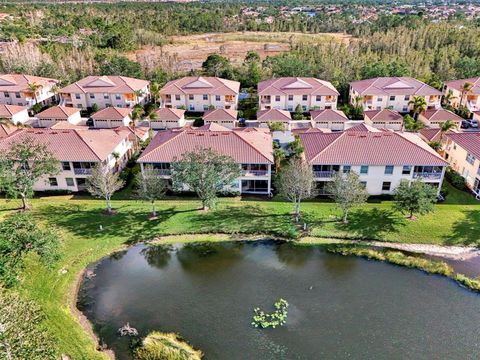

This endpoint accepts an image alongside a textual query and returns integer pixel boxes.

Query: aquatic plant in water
[252,299,289,329]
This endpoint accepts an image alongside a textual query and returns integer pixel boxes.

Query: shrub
[134,331,202,360]
[445,168,467,191]
[454,273,480,292]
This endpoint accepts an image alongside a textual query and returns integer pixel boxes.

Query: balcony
[313,171,336,178]
[242,170,268,177]
[74,168,93,175]
[413,172,442,180]
[154,169,171,176]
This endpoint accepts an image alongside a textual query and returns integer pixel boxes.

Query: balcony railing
[313,171,336,178]
[154,169,171,176]
[242,170,268,177]
[413,172,442,180]
[74,168,92,175]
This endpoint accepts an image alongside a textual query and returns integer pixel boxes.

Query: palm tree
[0,117,30,128]
[28,82,43,106]
[150,82,161,106]
[148,110,158,129]
[442,89,457,108]
[130,107,144,150]
[408,95,427,119]
[459,82,474,108]
[134,90,145,104]
[439,120,457,142]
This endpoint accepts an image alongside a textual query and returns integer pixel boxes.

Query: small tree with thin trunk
[394,179,437,220]
[326,172,369,223]
[171,147,241,211]
[135,166,169,218]
[275,157,315,222]
[86,164,125,214]
[0,137,59,210]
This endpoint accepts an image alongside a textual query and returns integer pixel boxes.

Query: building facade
[0,104,29,124]
[35,106,82,128]
[0,74,59,107]
[443,77,480,112]
[363,109,404,131]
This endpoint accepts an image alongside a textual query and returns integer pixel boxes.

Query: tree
[201,54,233,78]
[0,137,59,210]
[429,140,442,152]
[293,104,305,120]
[171,147,241,211]
[394,179,437,220]
[439,120,457,142]
[275,157,315,222]
[403,114,425,132]
[135,166,169,218]
[150,82,161,105]
[442,89,457,108]
[459,81,473,108]
[27,82,42,106]
[326,172,369,223]
[130,106,144,150]
[86,164,125,214]
[408,96,427,119]
[0,212,59,286]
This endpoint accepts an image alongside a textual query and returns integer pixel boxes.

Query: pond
[77,241,480,360]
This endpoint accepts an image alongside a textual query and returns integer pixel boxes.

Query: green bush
[0,290,58,359]
[134,331,202,360]
[454,273,480,292]
[192,118,204,127]
[445,168,467,191]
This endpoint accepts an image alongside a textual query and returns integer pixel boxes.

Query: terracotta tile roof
[0,124,17,139]
[0,128,129,162]
[203,108,238,121]
[444,77,480,95]
[60,76,149,94]
[50,122,87,130]
[364,109,403,122]
[256,109,292,122]
[138,125,273,164]
[345,123,383,132]
[154,107,185,121]
[160,76,240,96]
[292,127,325,134]
[299,130,447,166]
[36,106,80,119]
[0,104,28,118]
[91,107,132,121]
[310,109,348,122]
[258,77,339,96]
[445,132,480,159]
[421,108,463,123]
[0,74,59,92]
[419,128,441,142]
[350,77,442,96]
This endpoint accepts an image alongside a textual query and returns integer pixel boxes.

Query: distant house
[0,74,59,107]
[310,109,348,131]
[298,125,447,195]
[0,128,134,192]
[418,108,463,129]
[91,107,132,128]
[443,132,480,196]
[59,76,150,110]
[258,77,339,111]
[35,106,81,128]
[443,77,480,112]
[159,76,240,111]
[203,108,238,128]
[0,104,29,124]
[151,108,186,130]
[349,77,442,112]
[363,109,404,131]
[137,123,274,195]
[256,109,292,129]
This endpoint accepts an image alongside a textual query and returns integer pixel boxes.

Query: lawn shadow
[444,209,480,247]
[334,207,406,240]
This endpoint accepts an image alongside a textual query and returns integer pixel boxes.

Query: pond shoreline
[70,233,480,360]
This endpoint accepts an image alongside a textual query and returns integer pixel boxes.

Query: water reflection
[140,244,173,269]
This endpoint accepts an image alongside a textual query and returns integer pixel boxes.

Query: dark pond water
[77,241,480,360]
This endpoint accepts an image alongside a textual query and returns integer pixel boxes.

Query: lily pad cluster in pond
[252,298,289,329]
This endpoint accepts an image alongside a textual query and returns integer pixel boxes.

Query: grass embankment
[0,189,478,359]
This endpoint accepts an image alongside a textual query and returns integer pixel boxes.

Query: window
[203,94,208,101]
[103,93,109,99]
[402,165,411,175]
[287,106,293,111]
[175,95,181,101]
[360,165,369,174]
[377,97,383,102]
[402,106,408,112]
[389,96,396,101]
[62,162,71,171]
[275,95,281,102]
[4,92,9,98]
[384,165,394,175]
[302,105,307,111]
[75,93,81,99]
[189,104,195,111]
[316,95,322,102]
[477,167,480,176]
[288,95,293,101]
[382,182,391,191]
[203,105,209,111]
[15,92,21,98]
[466,153,476,165]
[404,95,410,101]
[89,93,95,99]
[343,165,351,173]
[115,94,121,100]
[49,177,58,187]
[189,94,194,100]
[360,181,367,188]
[66,178,75,187]
[215,95,221,101]
[302,95,308,101]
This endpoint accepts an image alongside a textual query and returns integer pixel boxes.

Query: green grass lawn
[0,191,479,359]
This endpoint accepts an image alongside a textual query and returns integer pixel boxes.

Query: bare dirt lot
[125,31,353,73]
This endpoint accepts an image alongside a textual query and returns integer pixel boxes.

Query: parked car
[462,119,478,128]
[461,120,470,129]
